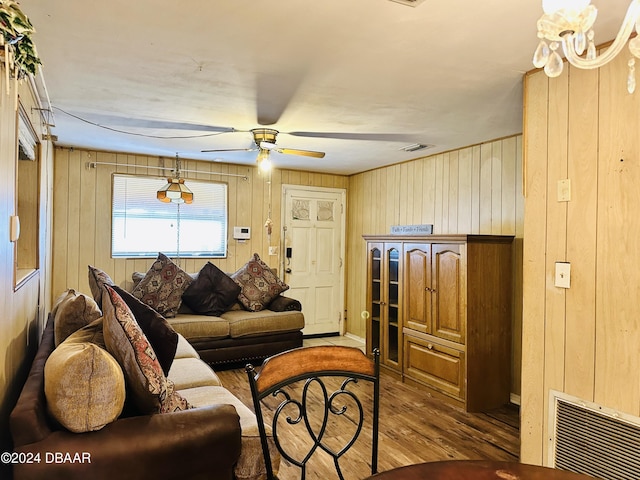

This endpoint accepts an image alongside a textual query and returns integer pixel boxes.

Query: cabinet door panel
[383,245,402,367]
[404,335,465,400]
[432,244,465,344]
[366,244,384,357]
[404,245,431,334]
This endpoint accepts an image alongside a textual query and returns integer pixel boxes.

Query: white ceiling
[18,0,632,175]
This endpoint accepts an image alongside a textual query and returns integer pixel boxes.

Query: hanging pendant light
[157,154,193,204]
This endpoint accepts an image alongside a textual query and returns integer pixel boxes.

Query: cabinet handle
[427,343,434,350]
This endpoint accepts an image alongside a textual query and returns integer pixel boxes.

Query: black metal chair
[246,346,380,480]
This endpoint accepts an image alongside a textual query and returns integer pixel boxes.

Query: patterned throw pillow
[102,285,191,415]
[110,284,178,376]
[131,253,193,318]
[182,262,242,316]
[231,253,289,312]
[88,265,115,305]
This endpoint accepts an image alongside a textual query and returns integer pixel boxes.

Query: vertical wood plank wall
[51,149,348,295]
[522,52,640,464]
[0,73,54,476]
[346,136,524,396]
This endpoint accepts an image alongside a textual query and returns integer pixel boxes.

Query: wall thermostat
[233,226,251,240]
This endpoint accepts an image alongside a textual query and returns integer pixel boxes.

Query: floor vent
[550,391,640,480]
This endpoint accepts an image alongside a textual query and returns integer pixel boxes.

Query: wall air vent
[389,0,426,6]
[399,143,434,152]
[549,390,640,480]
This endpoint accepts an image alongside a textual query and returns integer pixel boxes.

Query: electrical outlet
[268,246,278,256]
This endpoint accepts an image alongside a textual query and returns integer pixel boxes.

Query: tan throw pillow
[44,319,126,433]
[102,284,191,414]
[88,265,115,305]
[131,253,193,318]
[231,253,289,312]
[54,290,102,346]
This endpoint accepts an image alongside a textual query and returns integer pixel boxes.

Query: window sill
[15,268,38,291]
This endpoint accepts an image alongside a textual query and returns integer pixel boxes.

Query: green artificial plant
[0,0,40,77]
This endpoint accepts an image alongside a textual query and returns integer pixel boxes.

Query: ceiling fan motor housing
[251,128,279,146]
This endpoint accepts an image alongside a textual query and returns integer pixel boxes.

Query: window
[15,103,40,287]
[112,174,228,258]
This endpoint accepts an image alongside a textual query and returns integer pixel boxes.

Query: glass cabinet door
[369,247,382,355]
[386,247,400,364]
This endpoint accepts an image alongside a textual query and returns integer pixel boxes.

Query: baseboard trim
[510,393,521,406]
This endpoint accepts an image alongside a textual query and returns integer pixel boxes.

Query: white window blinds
[111,174,227,258]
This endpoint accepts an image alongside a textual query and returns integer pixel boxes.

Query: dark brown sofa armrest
[268,295,302,312]
[13,404,241,480]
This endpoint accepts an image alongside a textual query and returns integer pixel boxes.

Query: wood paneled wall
[345,137,524,395]
[51,149,348,297]
[0,72,54,476]
[522,52,640,464]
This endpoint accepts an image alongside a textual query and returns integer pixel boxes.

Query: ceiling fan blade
[65,111,235,133]
[276,147,325,158]
[256,68,306,126]
[287,131,421,142]
[201,147,258,153]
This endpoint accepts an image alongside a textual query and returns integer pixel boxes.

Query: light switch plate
[555,262,571,288]
[558,179,571,202]
[268,246,278,256]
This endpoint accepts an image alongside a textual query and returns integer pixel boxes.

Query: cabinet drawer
[403,335,465,401]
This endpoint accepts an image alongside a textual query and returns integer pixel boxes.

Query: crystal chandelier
[533,0,640,93]
[157,154,193,204]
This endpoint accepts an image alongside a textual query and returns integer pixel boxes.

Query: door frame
[281,184,347,335]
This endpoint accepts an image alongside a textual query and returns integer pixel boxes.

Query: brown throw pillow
[131,253,193,318]
[231,253,289,312]
[110,284,178,376]
[54,290,103,346]
[102,285,191,414]
[88,265,115,305]
[182,262,241,316]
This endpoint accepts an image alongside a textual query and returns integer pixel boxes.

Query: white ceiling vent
[399,143,434,152]
[549,390,640,480]
[389,0,426,7]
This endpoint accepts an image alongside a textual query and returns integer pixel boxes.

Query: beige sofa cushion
[178,385,280,480]
[44,319,125,433]
[174,334,200,359]
[168,314,229,341]
[168,357,222,389]
[222,309,304,338]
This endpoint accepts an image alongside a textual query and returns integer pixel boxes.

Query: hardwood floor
[217,365,519,480]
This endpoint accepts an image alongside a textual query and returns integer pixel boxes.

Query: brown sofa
[126,261,306,367]
[10,312,279,480]
[169,302,304,367]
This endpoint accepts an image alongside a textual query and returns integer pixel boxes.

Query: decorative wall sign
[390,224,433,235]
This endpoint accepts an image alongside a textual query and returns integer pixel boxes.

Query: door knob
[285,268,292,273]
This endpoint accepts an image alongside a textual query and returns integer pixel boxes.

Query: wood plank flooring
[217,367,519,480]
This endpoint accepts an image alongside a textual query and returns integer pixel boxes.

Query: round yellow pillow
[44,320,125,433]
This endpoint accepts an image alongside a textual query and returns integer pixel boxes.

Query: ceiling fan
[201,128,326,160]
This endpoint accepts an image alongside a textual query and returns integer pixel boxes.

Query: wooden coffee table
[365,460,598,480]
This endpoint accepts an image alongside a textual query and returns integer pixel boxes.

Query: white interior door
[282,185,345,336]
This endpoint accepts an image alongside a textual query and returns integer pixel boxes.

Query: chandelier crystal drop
[533,0,640,93]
